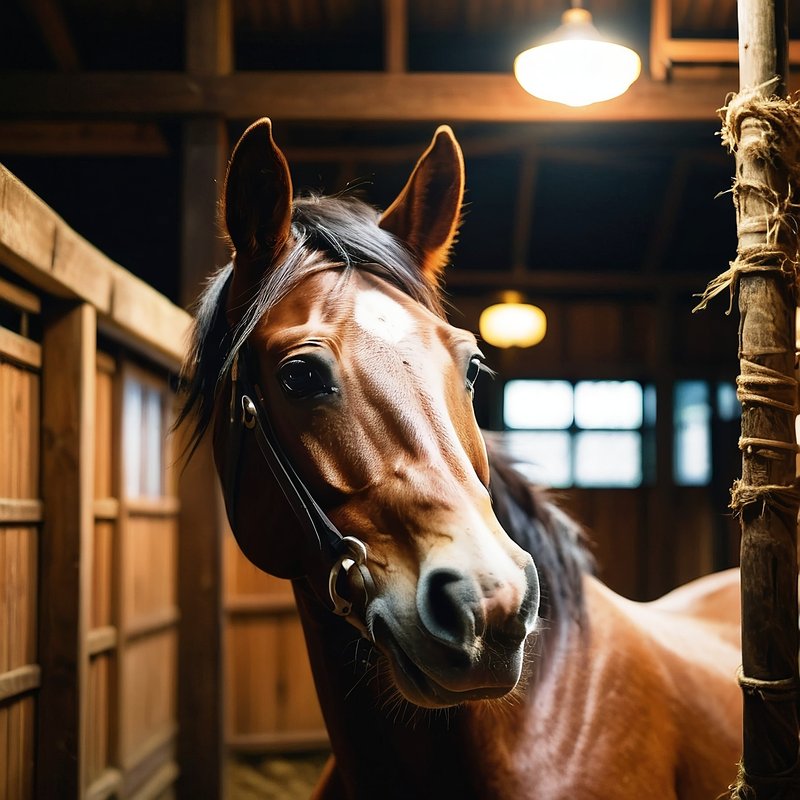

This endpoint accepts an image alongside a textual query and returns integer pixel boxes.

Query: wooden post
[180,0,232,309]
[176,2,229,796]
[37,300,95,798]
[730,0,800,795]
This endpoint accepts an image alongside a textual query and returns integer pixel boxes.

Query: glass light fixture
[514,4,641,107]
[479,292,547,349]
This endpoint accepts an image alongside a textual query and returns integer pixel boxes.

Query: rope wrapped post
[697,2,800,796]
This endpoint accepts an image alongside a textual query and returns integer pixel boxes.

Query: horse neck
[292,580,498,799]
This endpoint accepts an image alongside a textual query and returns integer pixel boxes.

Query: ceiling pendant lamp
[514,3,641,107]
[479,292,547,349]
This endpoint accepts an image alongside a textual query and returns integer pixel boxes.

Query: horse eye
[465,356,483,392]
[279,358,334,399]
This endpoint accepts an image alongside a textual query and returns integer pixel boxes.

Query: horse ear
[379,125,464,284]
[223,118,293,319]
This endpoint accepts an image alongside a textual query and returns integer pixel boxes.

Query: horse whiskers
[342,638,381,700]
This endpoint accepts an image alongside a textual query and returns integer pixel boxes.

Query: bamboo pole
[713,0,800,796]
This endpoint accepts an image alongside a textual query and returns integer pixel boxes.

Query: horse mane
[485,436,595,647]
[176,192,444,452]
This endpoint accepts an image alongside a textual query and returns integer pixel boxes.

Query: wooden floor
[227,752,329,799]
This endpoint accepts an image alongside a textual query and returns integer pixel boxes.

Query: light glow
[514,8,641,107]
[479,301,546,349]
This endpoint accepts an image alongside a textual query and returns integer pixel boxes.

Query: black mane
[485,436,595,646]
[177,190,593,642]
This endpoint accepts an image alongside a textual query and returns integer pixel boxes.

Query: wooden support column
[729,0,800,796]
[180,118,229,308]
[176,430,225,800]
[180,0,232,309]
[37,301,95,798]
[383,0,408,73]
[176,2,229,797]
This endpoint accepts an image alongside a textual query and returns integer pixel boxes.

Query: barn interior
[1,1,797,798]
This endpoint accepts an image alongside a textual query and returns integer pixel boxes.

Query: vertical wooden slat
[113,364,129,773]
[0,704,7,799]
[37,300,95,798]
[177,431,223,798]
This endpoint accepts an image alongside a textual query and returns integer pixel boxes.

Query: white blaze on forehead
[354,289,414,342]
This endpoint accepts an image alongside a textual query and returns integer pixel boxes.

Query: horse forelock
[176,192,444,453]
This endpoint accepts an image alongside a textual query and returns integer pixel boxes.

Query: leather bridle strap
[223,344,367,617]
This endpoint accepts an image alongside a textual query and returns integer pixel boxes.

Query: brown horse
[179,118,742,799]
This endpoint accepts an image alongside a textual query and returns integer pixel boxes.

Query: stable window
[503,380,652,488]
[123,372,168,498]
[673,380,740,486]
[503,378,739,488]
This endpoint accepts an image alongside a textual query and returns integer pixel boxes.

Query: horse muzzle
[367,555,540,708]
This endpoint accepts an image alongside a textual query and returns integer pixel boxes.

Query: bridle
[222,342,371,618]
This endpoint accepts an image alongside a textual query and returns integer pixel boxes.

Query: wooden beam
[0,166,190,368]
[176,433,224,800]
[37,300,95,798]
[0,664,41,703]
[383,0,408,73]
[663,37,800,66]
[0,275,40,314]
[0,498,43,524]
[180,119,229,308]
[18,0,80,71]
[0,122,169,155]
[186,0,233,76]
[444,268,713,294]
[650,0,672,80]
[0,71,751,122]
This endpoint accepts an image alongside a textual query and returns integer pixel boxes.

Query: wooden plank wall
[0,165,215,799]
[0,277,41,800]
[0,278,183,798]
[224,536,326,752]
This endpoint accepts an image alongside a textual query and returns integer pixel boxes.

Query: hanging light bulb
[479,292,547,349]
[514,4,641,107]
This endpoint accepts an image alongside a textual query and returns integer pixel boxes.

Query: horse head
[199,118,540,709]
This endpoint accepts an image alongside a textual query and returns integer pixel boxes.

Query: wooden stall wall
[0,277,41,800]
[224,535,326,753]
[0,165,219,799]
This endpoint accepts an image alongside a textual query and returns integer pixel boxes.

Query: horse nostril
[417,568,482,647]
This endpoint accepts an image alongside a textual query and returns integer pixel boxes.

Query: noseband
[223,344,370,617]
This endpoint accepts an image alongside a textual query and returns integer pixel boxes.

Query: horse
[178,118,743,799]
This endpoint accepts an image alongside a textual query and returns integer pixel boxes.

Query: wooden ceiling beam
[0,71,755,122]
[0,121,169,155]
[18,0,80,71]
[444,269,713,294]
